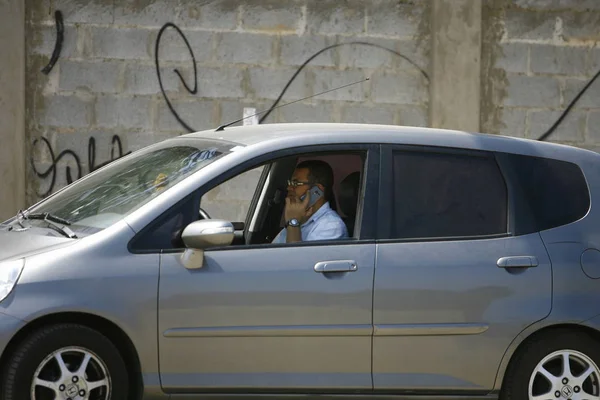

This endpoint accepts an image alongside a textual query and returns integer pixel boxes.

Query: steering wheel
[199,208,211,220]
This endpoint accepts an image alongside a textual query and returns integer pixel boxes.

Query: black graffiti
[153,22,430,132]
[35,8,591,198]
[87,135,131,173]
[31,135,131,198]
[259,41,429,123]
[41,10,63,75]
[155,22,198,133]
[537,68,600,141]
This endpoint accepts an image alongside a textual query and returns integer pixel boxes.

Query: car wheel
[1,323,128,400]
[502,329,600,400]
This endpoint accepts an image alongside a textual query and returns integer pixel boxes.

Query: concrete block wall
[481,0,600,150]
[16,0,600,223]
[25,0,431,211]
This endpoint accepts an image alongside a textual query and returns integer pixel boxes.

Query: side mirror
[180,220,234,269]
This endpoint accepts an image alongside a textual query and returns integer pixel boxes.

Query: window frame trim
[377,143,512,243]
[494,150,591,235]
[128,190,201,254]
[128,143,380,254]
[203,143,380,252]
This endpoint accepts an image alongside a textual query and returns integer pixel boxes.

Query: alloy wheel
[529,350,600,400]
[30,346,111,400]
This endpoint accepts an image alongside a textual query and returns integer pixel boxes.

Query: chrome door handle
[497,256,539,268]
[314,260,358,273]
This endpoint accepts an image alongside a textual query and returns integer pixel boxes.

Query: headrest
[338,171,361,217]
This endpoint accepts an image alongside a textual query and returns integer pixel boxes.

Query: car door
[157,144,380,394]
[372,145,552,393]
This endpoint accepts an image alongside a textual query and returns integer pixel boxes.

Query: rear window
[390,150,508,240]
[505,154,590,233]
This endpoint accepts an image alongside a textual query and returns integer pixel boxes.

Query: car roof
[178,122,599,164]
[182,122,485,146]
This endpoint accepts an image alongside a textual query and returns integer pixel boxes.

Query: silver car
[1,123,599,400]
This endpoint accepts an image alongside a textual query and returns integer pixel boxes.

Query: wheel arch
[0,311,143,400]
[494,322,600,393]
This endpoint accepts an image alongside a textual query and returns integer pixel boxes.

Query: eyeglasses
[287,179,311,187]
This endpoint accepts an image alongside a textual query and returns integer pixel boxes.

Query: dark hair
[296,160,334,200]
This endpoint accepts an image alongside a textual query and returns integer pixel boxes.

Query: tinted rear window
[504,154,590,233]
[390,150,508,239]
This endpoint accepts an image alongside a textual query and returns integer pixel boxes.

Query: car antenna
[215,77,370,131]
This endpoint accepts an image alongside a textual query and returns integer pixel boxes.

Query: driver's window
[200,166,265,224]
[129,165,266,253]
[129,150,366,254]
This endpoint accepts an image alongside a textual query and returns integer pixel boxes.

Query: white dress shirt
[271,201,349,244]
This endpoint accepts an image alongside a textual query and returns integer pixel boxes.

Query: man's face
[287,167,311,199]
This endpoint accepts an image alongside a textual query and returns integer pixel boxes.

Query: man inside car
[272,160,348,244]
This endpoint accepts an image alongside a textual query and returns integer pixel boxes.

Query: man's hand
[284,191,313,224]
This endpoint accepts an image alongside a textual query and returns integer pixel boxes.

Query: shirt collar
[303,201,332,226]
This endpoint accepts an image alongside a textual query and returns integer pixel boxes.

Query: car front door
[157,144,380,394]
[372,145,552,393]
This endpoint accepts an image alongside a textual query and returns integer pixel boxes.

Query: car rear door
[371,145,552,393]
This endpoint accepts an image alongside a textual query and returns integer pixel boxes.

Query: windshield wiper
[10,209,30,230]
[26,213,72,225]
[24,213,77,239]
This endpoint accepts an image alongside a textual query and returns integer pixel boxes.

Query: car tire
[1,323,129,400]
[501,328,600,400]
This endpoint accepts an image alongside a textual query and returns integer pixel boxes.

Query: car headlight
[0,259,24,302]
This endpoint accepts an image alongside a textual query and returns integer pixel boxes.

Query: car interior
[200,151,366,248]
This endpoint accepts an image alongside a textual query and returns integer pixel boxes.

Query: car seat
[338,171,361,236]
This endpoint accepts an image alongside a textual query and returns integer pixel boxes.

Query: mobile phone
[300,185,324,208]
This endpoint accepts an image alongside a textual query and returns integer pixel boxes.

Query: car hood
[0,229,77,262]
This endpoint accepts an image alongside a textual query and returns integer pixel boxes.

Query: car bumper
[0,311,25,357]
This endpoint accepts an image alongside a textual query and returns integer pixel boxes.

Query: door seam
[370,242,378,390]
